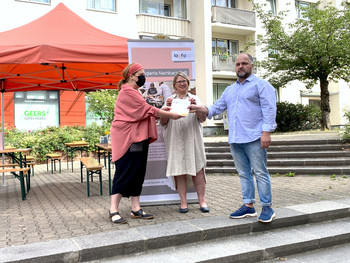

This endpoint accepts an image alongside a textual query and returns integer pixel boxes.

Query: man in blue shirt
[190,53,277,223]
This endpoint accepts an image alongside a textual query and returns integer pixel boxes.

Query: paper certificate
[170,99,190,116]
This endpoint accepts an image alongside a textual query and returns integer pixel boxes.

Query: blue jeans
[230,139,272,207]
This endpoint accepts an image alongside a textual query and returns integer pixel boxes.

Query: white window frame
[265,0,277,15]
[211,0,237,8]
[296,1,310,19]
[16,0,50,4]
[212,38,239,57]
[86,0,117,12]
[140,0,186,19]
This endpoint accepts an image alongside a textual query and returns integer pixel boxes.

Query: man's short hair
[238,53,254,65]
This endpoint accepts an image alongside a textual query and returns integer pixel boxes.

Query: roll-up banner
[128,40,198,205]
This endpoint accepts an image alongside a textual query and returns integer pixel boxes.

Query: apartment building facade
[0,0,348,130]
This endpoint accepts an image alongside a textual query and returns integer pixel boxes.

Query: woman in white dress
[160,72,209,213]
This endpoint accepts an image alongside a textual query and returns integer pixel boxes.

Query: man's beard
[237,71,250,78]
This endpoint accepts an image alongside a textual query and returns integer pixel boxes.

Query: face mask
[136,75,146,87]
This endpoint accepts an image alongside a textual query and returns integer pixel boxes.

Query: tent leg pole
[1,154,4,187]
[1,85,6,187]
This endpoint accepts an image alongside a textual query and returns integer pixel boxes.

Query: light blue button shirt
[207,74,277,144]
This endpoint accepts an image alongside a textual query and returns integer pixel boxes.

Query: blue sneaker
[230,205,257,219]
[258,206,276,223]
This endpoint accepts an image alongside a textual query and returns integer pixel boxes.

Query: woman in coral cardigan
[109,63,183,224]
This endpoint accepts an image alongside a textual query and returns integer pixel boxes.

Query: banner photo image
[140,126,198,205]
[128,39,198,205]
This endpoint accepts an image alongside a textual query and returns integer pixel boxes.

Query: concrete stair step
[206,151,350,159]
[2,199,349,262]
[262,243,350,262]
[205,166,350,175]
[267,151,350,158]
[205,144,350,153]
[204,139,349,147]
[207,158,350,167]
[205,139,341,147]
[204,137,350,176]
[90,200,350,263]
[108,218,350,263]
[268,144,350,152]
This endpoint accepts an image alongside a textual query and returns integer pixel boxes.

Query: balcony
[212,54,257,73]
[211,6,256,28]
[212,54,235,72]
[136,14,191,38]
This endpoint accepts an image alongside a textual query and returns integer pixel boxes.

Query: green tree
[85,89,119,125]
[251,1,350,130]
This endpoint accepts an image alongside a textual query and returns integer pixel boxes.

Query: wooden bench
[0,167,30,200]
[46,154,62,174]
[0,163,19,168]
[80,157,104,197]
[24,156,36,177]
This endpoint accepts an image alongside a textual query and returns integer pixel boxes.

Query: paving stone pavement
[0,131,349,249]
[1,163,349,248]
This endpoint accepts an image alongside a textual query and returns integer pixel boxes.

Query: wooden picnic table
[95,143,112,195]
[0,147,32,200]
[65,141,89,172]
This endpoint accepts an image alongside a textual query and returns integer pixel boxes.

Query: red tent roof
[0,3,128,91]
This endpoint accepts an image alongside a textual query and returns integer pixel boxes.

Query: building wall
[0,0,138,39]
[0,93,15,128]
[190,0,213,106]
[0,0,349,130]
[59,91,86,127]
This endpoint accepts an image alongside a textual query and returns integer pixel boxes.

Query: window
[212,83,228,120]
[212,39,239,57]
[309,99,321,107]
[14,91,59,130]
[85,101,103,126]
[268,46,278,58]
[87,0,116,12]
[265,0,276,15]
[141,2,170,16]
[296,1,310,19]
[140,0,186,19]
[212,83,228,103]
[211,0,236,8]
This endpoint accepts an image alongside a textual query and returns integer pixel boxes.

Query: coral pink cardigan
[111,84,160,162]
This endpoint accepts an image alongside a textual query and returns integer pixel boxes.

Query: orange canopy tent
[0,2,129,165]
[0,3,128,92]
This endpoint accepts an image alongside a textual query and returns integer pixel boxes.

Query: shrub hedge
[4,122,110,162]
[342,107,350,140]
[275,102,321,132]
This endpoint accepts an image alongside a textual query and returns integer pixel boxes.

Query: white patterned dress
[162,93,206,188]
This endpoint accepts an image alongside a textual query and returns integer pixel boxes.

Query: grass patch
[284,172,296,177]
[272,173,281,177]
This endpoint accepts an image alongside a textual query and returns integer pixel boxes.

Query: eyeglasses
[175,80,187,85]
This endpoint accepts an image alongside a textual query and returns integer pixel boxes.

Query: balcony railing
[211,6,256,28]
[212,54,257,73]
[212,54,235,71]
[136,14,191,38]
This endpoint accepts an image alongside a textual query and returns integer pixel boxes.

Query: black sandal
[130,209,154,219]
[109,211,127,224]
